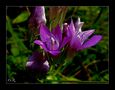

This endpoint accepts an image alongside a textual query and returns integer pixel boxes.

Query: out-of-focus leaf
[103,73,109,81]
[13,11,30,24]
[11,47,19,56]
[91,74,100,80]
[17,26,27,32]
[7,16,28,52]
[63,77,81,81]
[7,64,16,80]
[46,75,58,80]
[15,56,27,70]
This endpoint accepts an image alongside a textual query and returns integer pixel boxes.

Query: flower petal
[81,35,102,50]
[52,24,62,43]
[40,24,51,42]
[75,17,84,32]
[49,50,60,56]
[63,23,71,38]
[45,37,59,50]
[26,61,34,67]
[70,35,82,51]
[68,19,76,37]
[60,36,70,49]
[28,51,41,61]
[34,40,48,52]
[78,30,95,44]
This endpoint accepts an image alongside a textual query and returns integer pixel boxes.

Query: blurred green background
[6,6,109,84]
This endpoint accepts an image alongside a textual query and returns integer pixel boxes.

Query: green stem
[52,64,63,76]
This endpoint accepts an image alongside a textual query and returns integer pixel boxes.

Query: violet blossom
[29,6,46,30]
[34,24,69,56]
[63,17,102,51]
[26,51,49,73]
[33,6,46,25]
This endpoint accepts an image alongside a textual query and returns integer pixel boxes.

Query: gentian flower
[29,6,46,25]
[34,24,69,56]
[63,17,102,51]
[29,6,46,33]
[26,51,49,74]
[34,6,46,25]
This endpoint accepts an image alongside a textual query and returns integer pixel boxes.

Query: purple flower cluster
[34,17,102,56]
[26,6,102,74]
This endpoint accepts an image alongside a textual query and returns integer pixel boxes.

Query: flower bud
[34,6,46,25]
[28,6,46,33]
[26,51,49,74]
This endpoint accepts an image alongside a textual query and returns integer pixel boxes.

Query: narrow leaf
[13,11,30,24]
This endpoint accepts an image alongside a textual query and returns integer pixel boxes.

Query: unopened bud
[26,51,50,74]
[34,6,46,25]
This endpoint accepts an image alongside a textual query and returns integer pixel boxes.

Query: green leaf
[63,77,81,81]
[46,75,58,80]
[11,47,19,56]
[103,74,109,80]
[13,11,30,24]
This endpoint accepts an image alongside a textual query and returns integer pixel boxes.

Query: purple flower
[34,6,46,25]
[28,6,46,37]
[29,6,46,30]
[64,17,102,51]
[26,51,49,73]
[34,24,69,56]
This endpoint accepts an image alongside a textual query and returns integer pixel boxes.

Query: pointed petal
[75,17,84,32]
[40,24,51,42]
[60,36,70,49]
[49,50,60,56]
[70,35,82,51]
[52,24,62,43]
[45,37,59,50]
[63,23,71,38]
[79,30,95,44]
[68,19,76,37]
[26,61,34,67]
[81,35,102,50]
[34,40,48,52]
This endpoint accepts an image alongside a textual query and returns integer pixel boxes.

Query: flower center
[46,36,59,50]
[51,37,59,50]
